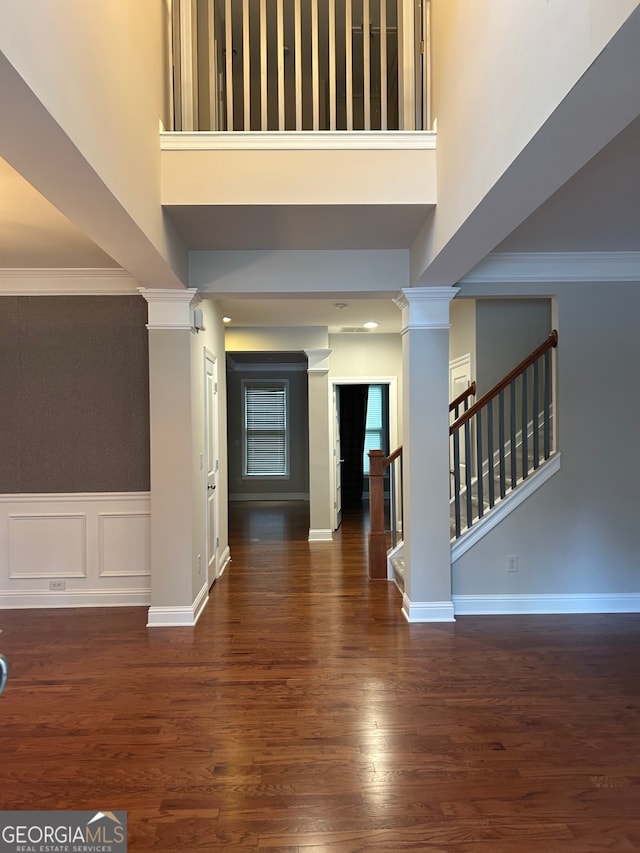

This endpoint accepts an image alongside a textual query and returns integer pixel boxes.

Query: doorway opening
[332,377,397,530]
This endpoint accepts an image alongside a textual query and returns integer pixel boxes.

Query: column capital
[394,287,459,333]
[305,348,333,374]
[138,287,199,330]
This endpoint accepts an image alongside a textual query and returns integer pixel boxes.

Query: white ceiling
[216,295,402,333]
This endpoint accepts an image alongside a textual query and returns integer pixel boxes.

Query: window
[363,384,385,475]
[243,381,289,477]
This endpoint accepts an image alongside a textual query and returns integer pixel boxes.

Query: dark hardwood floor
[1,501,640,851]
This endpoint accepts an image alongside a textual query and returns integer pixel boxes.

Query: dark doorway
[338,383,390,508]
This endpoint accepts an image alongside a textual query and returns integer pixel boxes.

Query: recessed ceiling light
[363,321,379,329]
[223,316,232,324]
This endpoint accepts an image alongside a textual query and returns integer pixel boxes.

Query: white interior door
[205,352,219,586]
[333,386,342,530]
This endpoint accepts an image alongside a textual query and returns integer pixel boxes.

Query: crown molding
[161,130,436,151]
[461,252,640,284]
[0,268,140,295]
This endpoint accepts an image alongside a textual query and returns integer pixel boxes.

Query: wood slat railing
[450,331,558,539]
[367,382,476,579]
[449,381,476,417]
[172,0,430,132]
[369,382,476,579]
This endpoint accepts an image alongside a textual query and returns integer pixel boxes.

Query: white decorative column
[396,287,458,622]
[139,288,207,627]
[305,348,333,542]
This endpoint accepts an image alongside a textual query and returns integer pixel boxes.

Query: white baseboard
[218,546,231,577]
[0,588,150,609]
[147,582,209,628]
[402,595,455,622]
[308,528,333,542]
[453,592,640,616]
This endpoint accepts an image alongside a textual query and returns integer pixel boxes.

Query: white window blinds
[363,384,384,474]
[243,382,288,476]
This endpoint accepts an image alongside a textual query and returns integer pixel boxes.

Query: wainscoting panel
[9,513,86,578]
[99,512,151,578]
[0,493,151,609]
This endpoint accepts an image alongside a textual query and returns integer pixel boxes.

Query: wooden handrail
[450,330,558,435]
[449,381,476,412]
[383,445,403,469]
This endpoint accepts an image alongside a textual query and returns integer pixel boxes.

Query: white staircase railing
[450,331,559,540]
[171,0,431,132]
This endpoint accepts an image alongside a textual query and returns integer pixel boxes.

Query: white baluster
[345,0,353,130]
[242,0,251,130]
[380,0,387,130]
[328,0,336,130]
[224,0,233,130]
[363,0,371,130]
[260,0,268,130]
[277,0,285,130]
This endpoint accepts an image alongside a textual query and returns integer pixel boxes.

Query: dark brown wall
[0,296,150,493]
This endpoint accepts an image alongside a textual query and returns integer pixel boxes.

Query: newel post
[368,449,387,580]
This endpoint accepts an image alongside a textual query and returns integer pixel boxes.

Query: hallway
[0,503,639,850]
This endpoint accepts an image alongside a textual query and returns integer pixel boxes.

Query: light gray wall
[475,298,552,395]
[226,364,309,499]
[329,333,403,443]
[453,281,640,597]
[449,298,476,374]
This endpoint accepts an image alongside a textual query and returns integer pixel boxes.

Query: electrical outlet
[506,555,519,573]
[197,554,202,574]
[49,580,66,591]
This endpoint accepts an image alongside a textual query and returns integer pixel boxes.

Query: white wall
[412,0,640,284]
[449,298,476,377]
[190,250,409,296]
[453,281,640,599]
[329,333,403,443]
[0,0,186,286]
[162,149,436,205]
[226,326,328,351]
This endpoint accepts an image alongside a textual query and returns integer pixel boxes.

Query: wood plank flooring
[1,500,640,851]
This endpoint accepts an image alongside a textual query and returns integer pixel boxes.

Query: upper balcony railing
[171,0,431,133]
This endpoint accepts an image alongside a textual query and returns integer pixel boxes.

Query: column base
[308,528,333,542]
[402,594,455,623]
[147,582,209,627]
